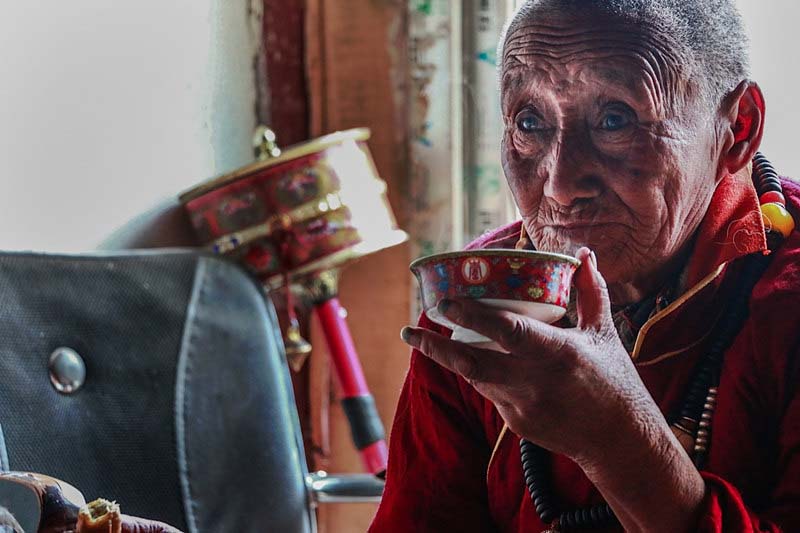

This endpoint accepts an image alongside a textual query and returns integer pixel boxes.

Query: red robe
[370,171,800,532]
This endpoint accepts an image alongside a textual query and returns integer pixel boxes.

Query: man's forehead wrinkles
[503,49,661,81]
[504,47,669,67]
[502,61,558,86]
[505,25,669,44]
[504,38,680,63]
[502,21,686,66]
[504,20,674,42]
[501,52,667,117]
[501,22,685,116]
[503,34,683,69]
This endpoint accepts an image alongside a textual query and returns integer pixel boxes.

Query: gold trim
[302,269,341,303]
[486,423,510,482]
[209,191,353,254]
[410,249,581,272]
[179,128,371,203]
[262,228,409,288]
[631,263,727,361]
[207,175,394,258]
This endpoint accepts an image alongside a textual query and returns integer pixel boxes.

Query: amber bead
[761,202,795,237]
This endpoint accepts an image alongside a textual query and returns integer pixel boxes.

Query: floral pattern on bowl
[410,249,580,341]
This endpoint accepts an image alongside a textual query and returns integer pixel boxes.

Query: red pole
[315,297,388,474]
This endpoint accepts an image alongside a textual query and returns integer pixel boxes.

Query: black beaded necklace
[520,154,793,532]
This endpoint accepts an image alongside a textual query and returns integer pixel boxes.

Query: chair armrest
[306,471,384,504]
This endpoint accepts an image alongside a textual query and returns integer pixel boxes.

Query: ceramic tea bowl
[410,249,580,344]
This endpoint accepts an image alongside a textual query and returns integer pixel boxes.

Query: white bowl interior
[424,298,566,345]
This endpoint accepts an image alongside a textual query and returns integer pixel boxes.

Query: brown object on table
[77,499,122,533]
[76,500,183,533]
[0,472,182,533]
[0,472,82,532]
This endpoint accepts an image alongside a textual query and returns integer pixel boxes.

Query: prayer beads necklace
[520,153,795,531]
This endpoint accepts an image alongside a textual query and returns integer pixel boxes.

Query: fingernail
[400,326,415,344]
[589,250,597,270]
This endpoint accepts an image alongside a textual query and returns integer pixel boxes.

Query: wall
[0,1,258,252]
[737,0,800,177]
[0,5,792,248]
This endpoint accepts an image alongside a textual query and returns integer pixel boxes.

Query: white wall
[0,2,795,251]
[0,1,258,251]
[737,1,800,178]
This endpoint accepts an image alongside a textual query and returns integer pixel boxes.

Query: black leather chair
[0,250,382,532]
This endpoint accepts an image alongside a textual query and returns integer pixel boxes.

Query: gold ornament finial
[284,317,312,372]
[253,125,282,160]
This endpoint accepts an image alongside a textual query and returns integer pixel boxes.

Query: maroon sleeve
[696,473,783,532]
[696,357,800,531]
[369,318,497,532]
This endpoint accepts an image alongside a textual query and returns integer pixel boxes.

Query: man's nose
[542,129,603,207]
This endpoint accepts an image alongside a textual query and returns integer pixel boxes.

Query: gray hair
[499,0,751,105]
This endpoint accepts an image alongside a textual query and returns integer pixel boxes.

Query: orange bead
[761,202,795,237]
[759,191,786,206]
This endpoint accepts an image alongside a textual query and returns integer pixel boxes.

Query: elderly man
[370,1,799,532]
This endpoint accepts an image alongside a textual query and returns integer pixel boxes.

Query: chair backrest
[0,250,314,533]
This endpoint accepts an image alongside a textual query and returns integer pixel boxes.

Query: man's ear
[718,80,765,177]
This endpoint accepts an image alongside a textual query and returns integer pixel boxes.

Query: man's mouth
[548,221,620,230]
[544,222,624,241]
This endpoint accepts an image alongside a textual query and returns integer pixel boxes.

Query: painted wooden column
[305,1,411,531]
[259,0,321,470]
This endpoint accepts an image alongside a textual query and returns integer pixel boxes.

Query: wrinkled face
[501,8,725,295]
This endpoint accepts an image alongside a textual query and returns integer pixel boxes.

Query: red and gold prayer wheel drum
[179,128,407,287]
[179,128,402,473]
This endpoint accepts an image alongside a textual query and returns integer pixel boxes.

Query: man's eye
[599,110,633,131]
[515,111,546,133]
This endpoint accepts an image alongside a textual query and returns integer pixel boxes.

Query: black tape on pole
[341,394,386,450]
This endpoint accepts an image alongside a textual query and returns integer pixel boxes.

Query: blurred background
[0,1,795,531]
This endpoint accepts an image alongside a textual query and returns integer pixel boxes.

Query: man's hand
[119,515,183,533]
[401,247,706,532]
[402,247,650,459]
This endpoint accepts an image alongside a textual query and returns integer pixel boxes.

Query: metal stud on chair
[48,347,86,395]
